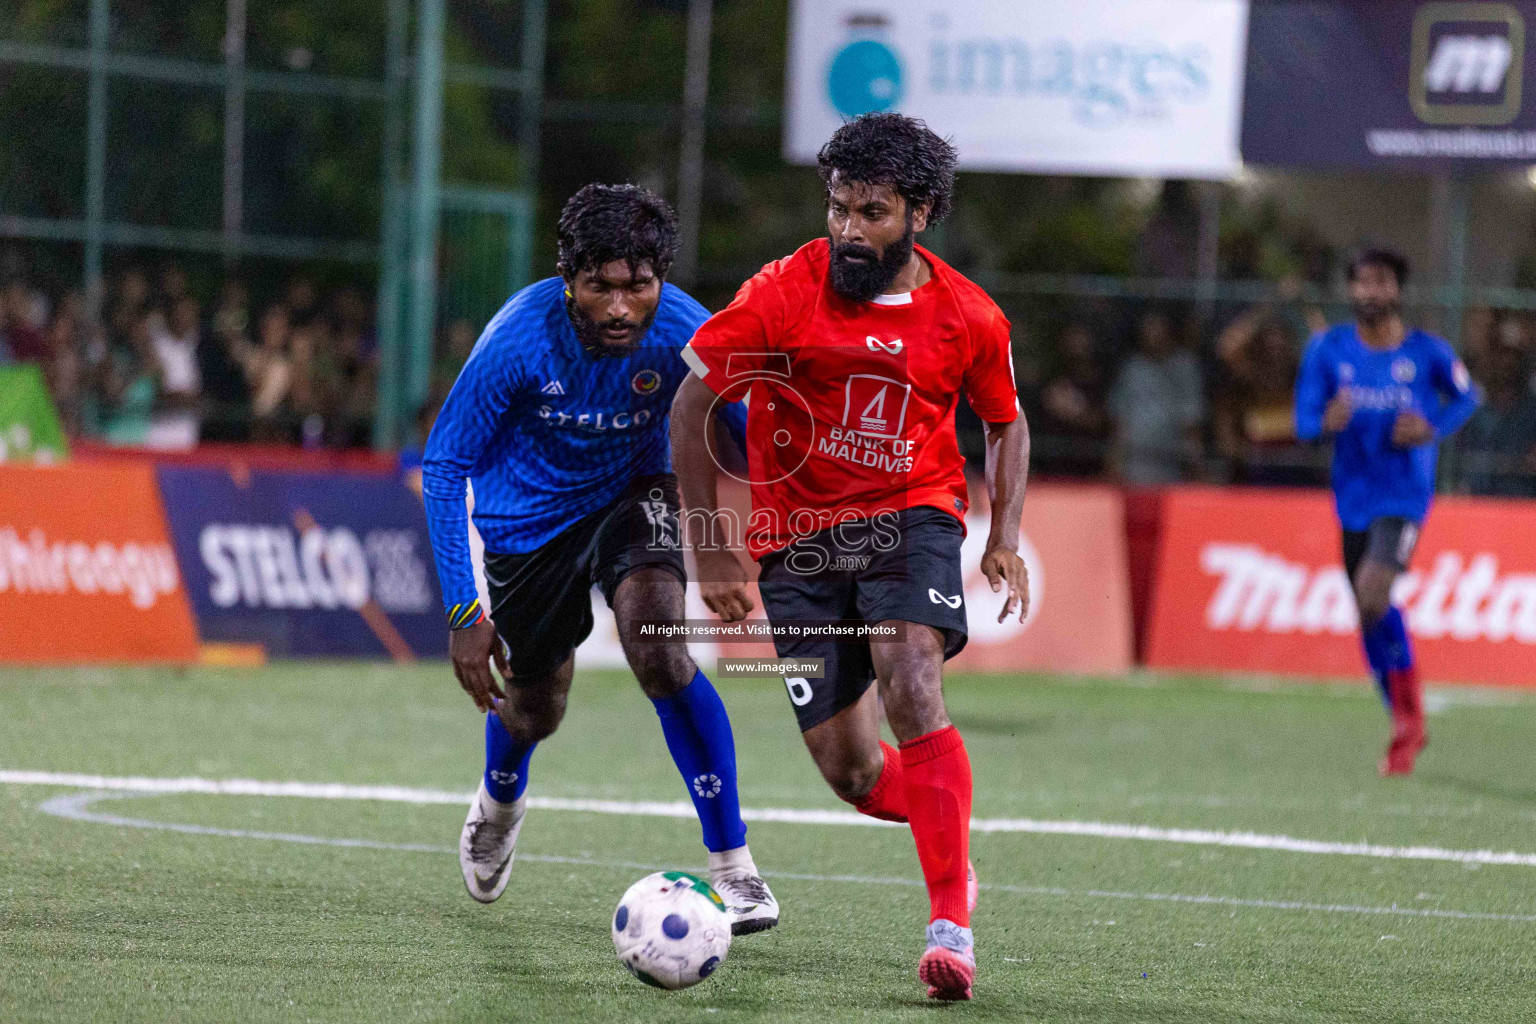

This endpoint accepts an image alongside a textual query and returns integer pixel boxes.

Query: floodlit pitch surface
[2,665,1534,1023]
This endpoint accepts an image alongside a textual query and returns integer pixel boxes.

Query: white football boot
[459,781,526,904]
[708,847,780,936]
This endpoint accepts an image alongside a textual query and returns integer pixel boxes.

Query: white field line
[6,768,1536,868]
[35,791,1536,925]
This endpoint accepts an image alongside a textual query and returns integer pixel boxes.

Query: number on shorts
[784,676,813,707]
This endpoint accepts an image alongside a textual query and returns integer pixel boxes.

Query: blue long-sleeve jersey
[1295,324,1480,531]
[421,277,744,615]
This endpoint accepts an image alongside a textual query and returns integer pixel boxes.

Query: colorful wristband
[447,599,487,629]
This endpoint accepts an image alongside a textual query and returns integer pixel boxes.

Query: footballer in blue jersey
[1295,250,1480,775]
[421,184,776,931]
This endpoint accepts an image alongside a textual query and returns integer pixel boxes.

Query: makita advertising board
[156,466,446,660]
[1146,486,1536,687]
[1244,0,1536,166]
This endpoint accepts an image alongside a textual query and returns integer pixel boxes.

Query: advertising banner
[0,464,197,663]
[1244,0,1536,167]
[1147,486,1536,687]
[785,0,1249,178]
[156,467,447,660]
[0,364,69,464]
[950,484,1135,675]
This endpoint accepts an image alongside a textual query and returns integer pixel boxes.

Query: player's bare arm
[1391,409,1434,448]
[1322,391,1354,433]
[981,413,1031,624]
[450,619,509,713]
[671,374,755,623]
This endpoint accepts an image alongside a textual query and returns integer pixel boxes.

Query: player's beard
[1352,297,1401,329]
[828,220,915,303]
[566,297,657,357]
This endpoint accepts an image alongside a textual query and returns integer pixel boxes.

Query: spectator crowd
[984,298,1536,499]
[4,256,1536,498]
[1,262,384,450]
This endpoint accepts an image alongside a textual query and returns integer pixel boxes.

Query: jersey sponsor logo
[866,335,903,354]
[1392,357,1417,384]
[928,588,962,609]
[631,369,662,395]
[1338,363,1355,383]
[841,374,911,439]
[538,406,654,432]
[815,428,916,474]
[541,379,566,395]
[1200,542,1536,643]
[1343,384,1414,411]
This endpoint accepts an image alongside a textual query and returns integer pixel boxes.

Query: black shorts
[1342,517,1420,580]
[757,506,968,732]
[483,474,684,679]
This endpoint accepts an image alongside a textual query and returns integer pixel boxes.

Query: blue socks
[1361,606,1414,709]
[480,670,747,853]
[651,669,748,853]
[484,707,536,803]
[1380,607,1413,672]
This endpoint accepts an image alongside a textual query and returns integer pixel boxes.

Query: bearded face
[828,217,916,304]
[824,176,926,304]
[1349,263,1403,330]
[563,259,662,356]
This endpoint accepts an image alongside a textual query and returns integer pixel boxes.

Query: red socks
[899,725,973,927]
[1388,666,1424,733]
[839,728,974,926]
[1383,666,1428,775]
[853,741,910,823]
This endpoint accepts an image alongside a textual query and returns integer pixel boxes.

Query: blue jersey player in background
[421,184,776,932]
[1296,250,1480,776]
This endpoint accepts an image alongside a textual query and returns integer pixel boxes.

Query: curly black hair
[816,113,958,225]
[1349,248,1409,287]
[556,183,679,279]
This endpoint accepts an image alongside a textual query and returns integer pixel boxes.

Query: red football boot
[1380,667,1428,776]
[918,919,975,1001]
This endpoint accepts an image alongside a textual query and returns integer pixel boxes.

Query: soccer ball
[611,871,732,990]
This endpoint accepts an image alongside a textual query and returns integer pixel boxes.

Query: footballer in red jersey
[672,113,1031,1001]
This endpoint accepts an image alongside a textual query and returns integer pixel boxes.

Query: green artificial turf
[2,664,1533,1022]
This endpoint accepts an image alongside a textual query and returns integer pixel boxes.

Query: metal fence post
[1196,180,1222,328]
[405,0,446,430]
[373,0,411,449]
[1444,172,1469,351]
[221,0,247,264]
[673,0,713,289]
[83,0,110,322]
[519,0,547,205]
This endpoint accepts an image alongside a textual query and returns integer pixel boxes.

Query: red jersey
[683,239,1019,559]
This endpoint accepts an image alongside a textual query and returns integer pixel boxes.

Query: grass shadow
[946,714,1053,738]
